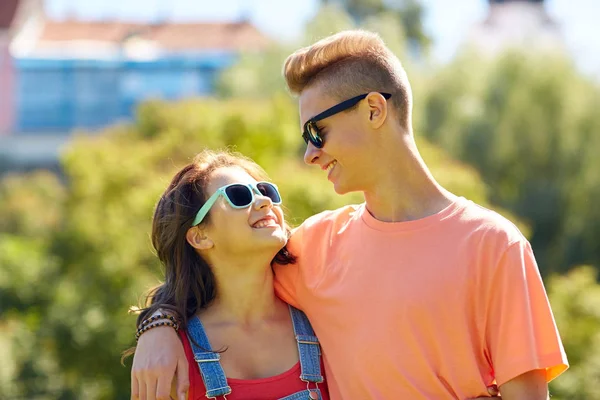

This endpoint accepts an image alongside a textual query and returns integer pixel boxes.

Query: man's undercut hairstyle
[283,30,413,128]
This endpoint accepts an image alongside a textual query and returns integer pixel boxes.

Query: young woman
[131,150,328,400]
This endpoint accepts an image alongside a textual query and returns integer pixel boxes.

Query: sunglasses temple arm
[311,95,367,122]
[192,189,222,226]
[312,93,390,123]
[312,102,352,122]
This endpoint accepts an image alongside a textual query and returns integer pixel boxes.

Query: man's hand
[498,369,548,400]
[468,384,501,399]
[131,326,189,400]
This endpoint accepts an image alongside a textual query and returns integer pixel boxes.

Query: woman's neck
[200,257,283,327]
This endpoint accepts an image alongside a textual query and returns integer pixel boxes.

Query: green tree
[216,46,295,98]
[320,0,430,54]
[303,3,355,44]
[548,266,600,399]
[420,51,600,276]
[0,171,66,399]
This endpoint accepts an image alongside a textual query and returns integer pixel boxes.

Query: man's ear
[186,226,214,251]
[366,92,388,129]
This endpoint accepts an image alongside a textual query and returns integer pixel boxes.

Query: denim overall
[186,306,324,400]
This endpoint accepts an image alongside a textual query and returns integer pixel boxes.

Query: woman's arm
[131,326,189,400]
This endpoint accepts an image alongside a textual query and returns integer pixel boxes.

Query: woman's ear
[186,226,214,251]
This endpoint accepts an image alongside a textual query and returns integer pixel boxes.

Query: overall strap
[186,316,232,399]
[289,306,324,384]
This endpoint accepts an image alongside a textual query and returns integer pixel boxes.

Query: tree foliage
[419,51,600,276]
[320,0,430,53]
[548,267,600,399]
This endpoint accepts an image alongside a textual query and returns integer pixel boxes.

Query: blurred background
[1,0,599,398]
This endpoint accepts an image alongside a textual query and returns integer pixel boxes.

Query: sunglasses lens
[307,124,323,148]
[224,185,253,207]
[257,183,281,204]
[302,128,310,144]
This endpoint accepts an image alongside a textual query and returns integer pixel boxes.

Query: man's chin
[331,180,355,196]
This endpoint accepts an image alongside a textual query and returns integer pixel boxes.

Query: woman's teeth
[253,219,276,228]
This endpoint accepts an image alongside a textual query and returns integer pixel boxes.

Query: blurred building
[11,12,270,134]
[0,0,270,171]
[468,0,563,56]
[0,0,19,137]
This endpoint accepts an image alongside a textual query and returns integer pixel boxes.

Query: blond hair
[283,30,413,127]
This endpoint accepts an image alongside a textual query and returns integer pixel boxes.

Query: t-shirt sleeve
[485,239,568,386]
[273,226,303,309]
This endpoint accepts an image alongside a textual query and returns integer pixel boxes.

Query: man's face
[299,86,375,195]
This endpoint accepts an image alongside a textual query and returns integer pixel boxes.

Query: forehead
[298,85,340,126]
[207,166,256,192]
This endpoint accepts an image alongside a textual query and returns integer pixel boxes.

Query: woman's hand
[131,326,189,400]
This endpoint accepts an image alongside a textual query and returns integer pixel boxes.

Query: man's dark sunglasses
[302,92,392,148]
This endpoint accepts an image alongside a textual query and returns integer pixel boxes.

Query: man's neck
[363,137,456,223]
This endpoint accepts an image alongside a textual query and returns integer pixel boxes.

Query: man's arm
[170,378,188,400]
[499,369,548,400]
[485,239,568,388]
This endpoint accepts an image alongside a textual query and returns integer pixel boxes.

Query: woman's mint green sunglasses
[192,182,282,226]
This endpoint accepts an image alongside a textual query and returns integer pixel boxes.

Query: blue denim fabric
[290,306,323,385]
[186,316,232,398]
[186,306,324,399]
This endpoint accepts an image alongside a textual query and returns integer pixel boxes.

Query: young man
[131,31,567,400]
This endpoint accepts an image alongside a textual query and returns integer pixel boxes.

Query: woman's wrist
[137,312,178,330]
[135,307,182,341]
[135,319,179,341]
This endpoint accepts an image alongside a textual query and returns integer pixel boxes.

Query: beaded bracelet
[137,313,178,331]
[135,320,179,341]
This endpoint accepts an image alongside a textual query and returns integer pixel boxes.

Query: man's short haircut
[283,30,413,128]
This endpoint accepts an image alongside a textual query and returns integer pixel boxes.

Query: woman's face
[197,166,287,259]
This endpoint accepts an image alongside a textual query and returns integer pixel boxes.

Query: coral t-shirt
[180,330,329,400]
[273,197,568,400]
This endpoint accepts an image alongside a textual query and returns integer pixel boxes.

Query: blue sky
[44,0,600,77]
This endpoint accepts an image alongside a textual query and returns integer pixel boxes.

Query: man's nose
[303,141,321,165]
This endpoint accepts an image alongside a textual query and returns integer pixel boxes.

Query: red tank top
[180,330,330,400]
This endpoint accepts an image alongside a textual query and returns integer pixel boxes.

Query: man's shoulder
[284,204,362,274]
[296,204,362,232]
[455,198,526,246]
